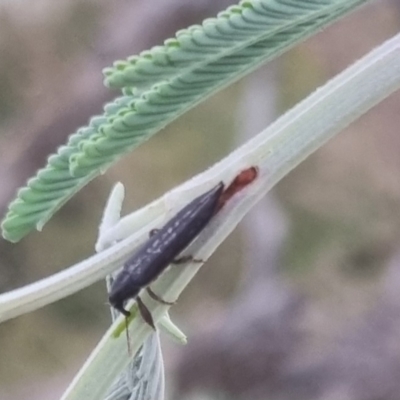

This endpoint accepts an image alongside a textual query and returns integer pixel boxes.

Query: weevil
[109,166,258,329]
[109,182,224,328]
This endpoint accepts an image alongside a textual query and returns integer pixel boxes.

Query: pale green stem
[60,33,400,400]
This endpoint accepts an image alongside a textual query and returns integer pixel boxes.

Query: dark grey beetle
[109,182,224,327]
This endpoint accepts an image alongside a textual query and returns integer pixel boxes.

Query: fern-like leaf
[1,0,368,242]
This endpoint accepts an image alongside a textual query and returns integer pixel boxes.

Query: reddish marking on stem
[216,166,258,211]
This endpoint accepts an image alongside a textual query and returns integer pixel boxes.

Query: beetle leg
[172,255,204,264]
[149,228,160,237]
[147,287,176,305]
[136,296,156,330]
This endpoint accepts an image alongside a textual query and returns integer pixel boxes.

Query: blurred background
[0,1,400,399]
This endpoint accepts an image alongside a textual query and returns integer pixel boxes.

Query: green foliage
[1,0,368,243]
[2,1,400,399]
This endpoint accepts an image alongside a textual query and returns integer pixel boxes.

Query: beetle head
[109,270,140,316]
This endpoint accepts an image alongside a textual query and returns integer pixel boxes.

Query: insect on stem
[109,166,258,343]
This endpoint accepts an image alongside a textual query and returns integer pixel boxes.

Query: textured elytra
[109,183,224,315]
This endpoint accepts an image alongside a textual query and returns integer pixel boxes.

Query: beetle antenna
[125,315,131,357]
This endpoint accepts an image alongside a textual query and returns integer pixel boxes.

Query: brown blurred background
[0,1,400,399]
